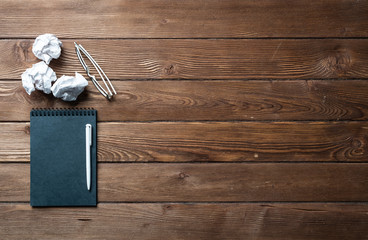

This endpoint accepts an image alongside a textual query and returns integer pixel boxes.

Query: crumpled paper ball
[32,34,62,64]
[51,72,88,101]
[21,61,57,95]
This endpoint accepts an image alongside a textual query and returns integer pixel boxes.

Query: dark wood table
[1,1,367,239]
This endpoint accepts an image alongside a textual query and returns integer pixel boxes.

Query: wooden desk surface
[1,0,368,239]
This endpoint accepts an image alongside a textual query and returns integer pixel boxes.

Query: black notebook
[30,109,97,207]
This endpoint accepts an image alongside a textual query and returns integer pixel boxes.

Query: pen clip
[86,124,92,145]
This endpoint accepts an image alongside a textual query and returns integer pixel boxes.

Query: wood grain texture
[1,0,368,239]
[99,163,368,202]
[2,122,367,163]
[1,203,367,240]
[1,0,367,38]
[2,80,368,121]
[1,163,368,202]
[4,39,368,80]
[0,123,29,162]
[0,164,29,202]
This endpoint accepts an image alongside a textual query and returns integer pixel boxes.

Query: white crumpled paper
[51,72,88,101]
[32,34,62,64]
[21,61,57,95]
[22,34,89,100]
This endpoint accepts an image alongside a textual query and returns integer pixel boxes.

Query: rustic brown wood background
[1,0,368,239]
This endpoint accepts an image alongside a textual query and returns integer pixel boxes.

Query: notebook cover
[30,109,97,207]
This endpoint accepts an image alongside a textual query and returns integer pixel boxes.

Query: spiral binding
[30,108,96,117]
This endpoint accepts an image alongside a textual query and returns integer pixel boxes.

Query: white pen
[85,124,92,191]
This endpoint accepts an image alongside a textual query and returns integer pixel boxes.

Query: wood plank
[2,80,368,122]
[0,164,29,201]
[2,122,368,163]
[2,163,368,202]
[1,203,367,240]
[3,39,368,80]
[0,123,29,162]
[1,0,367,38]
